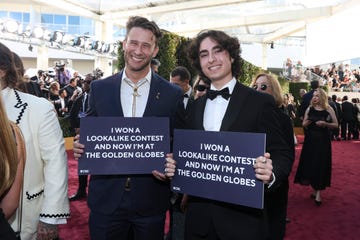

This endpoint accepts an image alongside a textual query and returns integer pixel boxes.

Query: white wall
[305,4,360,66]
[242,42,305,69]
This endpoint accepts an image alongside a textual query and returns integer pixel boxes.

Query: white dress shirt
[121,69,151,117]
[203,78,236,131]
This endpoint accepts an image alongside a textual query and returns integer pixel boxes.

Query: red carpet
[285,136,360,240]
[59,136,360,239]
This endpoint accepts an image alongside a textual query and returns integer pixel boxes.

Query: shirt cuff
[267,173,276,188]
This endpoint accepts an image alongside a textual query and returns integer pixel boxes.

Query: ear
[152,46,159,58]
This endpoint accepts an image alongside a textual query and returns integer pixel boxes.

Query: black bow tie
[183,93,189,98]
[206,87,231,100]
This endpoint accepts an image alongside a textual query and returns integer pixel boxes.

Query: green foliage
[289,82,309,105]
[117,41,124,70]
[59,117,75,137]
[278,75,289,94]
[175,37,196,84]
[238,61,261,86]
[157,32,179,79]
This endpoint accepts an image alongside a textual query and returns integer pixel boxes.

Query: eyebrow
[199,44,223,55]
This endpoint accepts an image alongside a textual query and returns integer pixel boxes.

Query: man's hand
[73,134,84,160]
[152,153,177,181]
[37,221,58,240]
[253,152,273,184]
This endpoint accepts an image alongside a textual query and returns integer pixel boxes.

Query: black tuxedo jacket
[86,71,184,216]
[185,82,294,239]
[69,92,87,129]
[341,101,355,121]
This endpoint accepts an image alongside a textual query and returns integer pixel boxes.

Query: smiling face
[123,27,159,80]
[198,37,233,89]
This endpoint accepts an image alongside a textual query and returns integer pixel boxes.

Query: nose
[208,51,216,63]
[133,45,142,54]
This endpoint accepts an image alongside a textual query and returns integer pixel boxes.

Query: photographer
[64,77,82,111]
[55,62,71,88]
[93,67,104,80]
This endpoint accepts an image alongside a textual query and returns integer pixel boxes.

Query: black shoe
[69,191,87,201]
[314,199,322,206]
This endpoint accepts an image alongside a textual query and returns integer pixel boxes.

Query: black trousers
[89,191,166,240]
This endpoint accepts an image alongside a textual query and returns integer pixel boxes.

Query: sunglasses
[196,84,209,92]
[252,84,269,91]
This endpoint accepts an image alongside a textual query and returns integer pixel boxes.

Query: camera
[93,68,104,79]
[55,63,65,72]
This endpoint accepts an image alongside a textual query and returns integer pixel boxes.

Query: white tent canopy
[2,0,359,68]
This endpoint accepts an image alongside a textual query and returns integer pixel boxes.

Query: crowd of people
[0,14,358,240]
[284,58,360,92]
[297,81,360,141]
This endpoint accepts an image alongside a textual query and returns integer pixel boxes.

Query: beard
[124,52,152,72]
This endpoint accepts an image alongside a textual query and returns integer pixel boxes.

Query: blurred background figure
[340,95,356,140]
[151,58,161,73]
[55,61,71,88]
[251,72,295,240]
[294,88,338,206]
[68,73,95,201]
[298,80,319,122]
[330,94,342,141]
[192,75,211,99]
[170,66,192,109]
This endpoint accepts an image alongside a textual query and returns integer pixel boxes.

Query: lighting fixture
[73,36,85,47]
[43,29,52,41]
[51,31,64,43]
[32,26,44,39]
[23,25,32,38]
[62,34,74,45]
[5,19,19,33]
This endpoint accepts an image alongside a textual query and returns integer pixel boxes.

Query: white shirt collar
[122,67,152,86]
[210,77,236,95]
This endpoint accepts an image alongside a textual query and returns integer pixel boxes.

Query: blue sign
[171,129,266,209]
[78,117,170,175]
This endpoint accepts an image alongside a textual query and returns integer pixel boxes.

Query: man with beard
[73,16,183,239]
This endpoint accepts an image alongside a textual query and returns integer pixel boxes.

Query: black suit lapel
[143,72,161,117]
[113,72,124,117]
[193,96,207,130]
[220,82,249,131]
[185,97,195,111]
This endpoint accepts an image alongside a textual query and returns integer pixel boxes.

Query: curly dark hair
[0,42,19,89]
[187,30,243,80]
[126,16,163,46]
